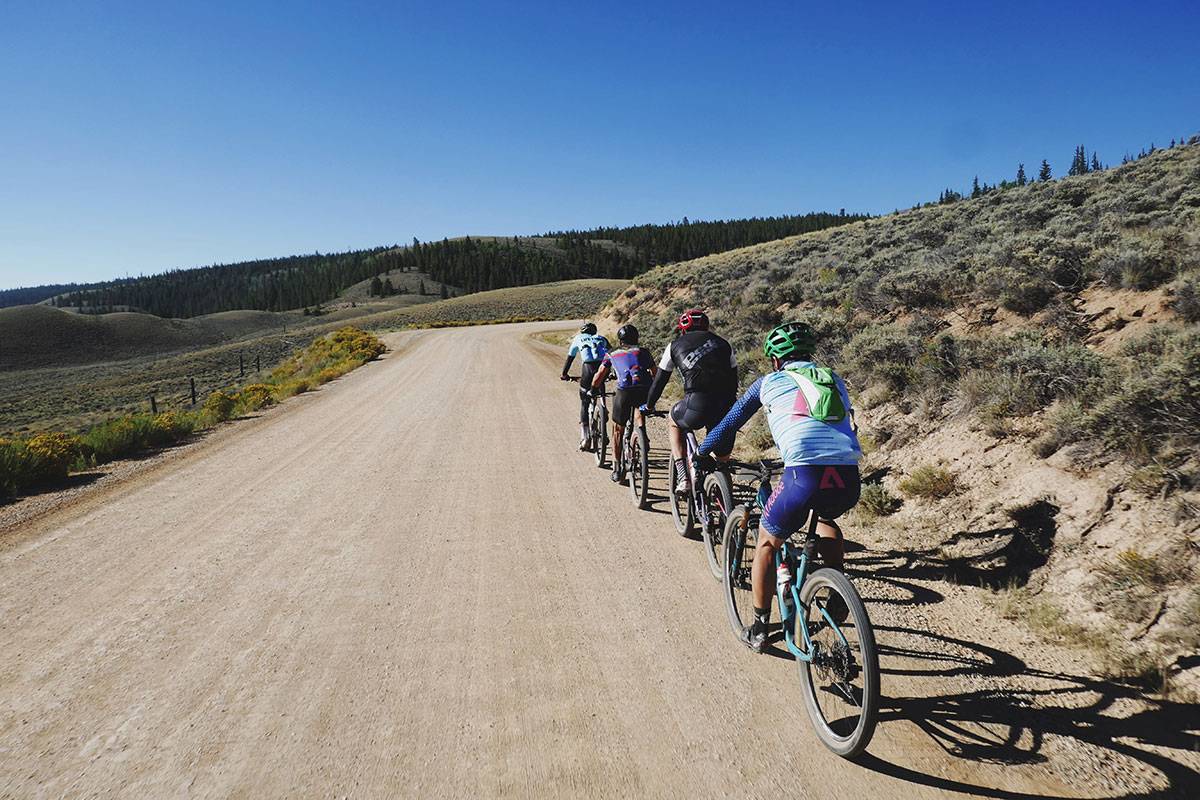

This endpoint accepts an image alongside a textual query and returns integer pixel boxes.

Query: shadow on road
[845,547,1200,799]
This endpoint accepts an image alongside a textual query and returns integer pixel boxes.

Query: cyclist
[642,309,738,491]
[590,324,656,483]
[561,322,610,451]
[693,322,862,653]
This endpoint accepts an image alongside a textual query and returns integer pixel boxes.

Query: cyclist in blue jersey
[591,324,656,482]
[561,322,610,450]
[694,322,862,652]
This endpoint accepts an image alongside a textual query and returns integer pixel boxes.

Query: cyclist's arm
[644,347,674,408]
[561,353,576,378]
[698,377,764,456]
[591,359,611,389]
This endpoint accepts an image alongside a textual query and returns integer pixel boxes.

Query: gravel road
[0,322,1083,798]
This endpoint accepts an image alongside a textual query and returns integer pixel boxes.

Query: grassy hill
[603,142,1200,692]
[0,279,624,435]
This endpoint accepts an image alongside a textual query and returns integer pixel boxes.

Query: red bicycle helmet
[676,308,710,333]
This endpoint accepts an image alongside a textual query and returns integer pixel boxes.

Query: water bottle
[778,554,796,625]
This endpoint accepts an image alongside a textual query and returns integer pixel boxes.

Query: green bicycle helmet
[763,322,818,360]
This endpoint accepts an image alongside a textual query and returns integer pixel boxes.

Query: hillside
[0,279,623,435]
[16,212,863,320]
[603,142,1200,694]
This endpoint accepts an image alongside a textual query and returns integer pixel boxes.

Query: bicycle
[567,376,610,467]
[621,408,657,509]
[721,460,880,758]
[669,427,734,581]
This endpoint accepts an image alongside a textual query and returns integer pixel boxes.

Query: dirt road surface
[1,322,1092,798]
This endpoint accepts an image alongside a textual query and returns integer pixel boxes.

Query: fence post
[150,395,158,414]
[255,354,261,372]
[190,377,197,406]
[239,353,245,377]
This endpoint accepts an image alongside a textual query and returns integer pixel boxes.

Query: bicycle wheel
[795,567,880,758]
[722,506,756,639]
[628,426,650,509]
[593,403,609,468]
[669,457,694,536]
[701,471,734,581]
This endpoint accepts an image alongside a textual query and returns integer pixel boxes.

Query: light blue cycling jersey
[700,360,861,466]
[568,332,609,363]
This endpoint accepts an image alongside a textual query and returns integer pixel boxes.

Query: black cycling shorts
[671,392,735,454]
[612,386,649,427]
[579,361,601,423]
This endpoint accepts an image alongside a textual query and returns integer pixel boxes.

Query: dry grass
[898,465,959,499]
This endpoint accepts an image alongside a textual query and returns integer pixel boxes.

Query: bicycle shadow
[838,530,1200,798]
[859,624,1200,798]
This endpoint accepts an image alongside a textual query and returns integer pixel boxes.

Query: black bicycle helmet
[580,322,597,335]
[617,324,639,345]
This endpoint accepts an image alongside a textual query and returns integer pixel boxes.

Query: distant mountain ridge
[4,212,865,318]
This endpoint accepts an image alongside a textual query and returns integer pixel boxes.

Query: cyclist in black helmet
[591,324,656,482]
[561,322,610,450]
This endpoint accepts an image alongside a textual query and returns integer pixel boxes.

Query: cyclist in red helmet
[642,309,738,491]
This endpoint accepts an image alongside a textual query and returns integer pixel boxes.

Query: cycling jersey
[568,332,609,364]
[657,331,737,395]
[700,360,861,466]
[645,330,737,410]
[601,347,654,390]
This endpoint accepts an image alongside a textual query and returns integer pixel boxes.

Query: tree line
[36,212,865,318]
[931,134,1197,207]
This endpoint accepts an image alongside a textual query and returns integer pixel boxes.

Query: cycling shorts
[761,465,861,541]
[671,392,734,456]
[612,386,649,427]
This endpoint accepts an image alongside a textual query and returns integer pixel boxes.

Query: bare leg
[815,519,845,570]
[611,421,625,467]
[668,415,686,460]
[752,531,785,612]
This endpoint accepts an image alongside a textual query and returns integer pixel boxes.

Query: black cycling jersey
[645,330,737,408]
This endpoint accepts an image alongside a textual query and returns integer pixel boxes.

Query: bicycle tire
[629,425,650,509]
[701,471,734,581]
[593,403,608,468]
[796,568,880,758]
[721,506,756,640]
[669,457,694,536]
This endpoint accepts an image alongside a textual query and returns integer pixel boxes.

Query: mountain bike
[587,387,609,468]
[722,460,880,758]
[567,376,609,467]
[670,428,734,581]
[622,408,658,509]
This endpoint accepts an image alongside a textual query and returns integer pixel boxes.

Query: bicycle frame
[732,466,851,663]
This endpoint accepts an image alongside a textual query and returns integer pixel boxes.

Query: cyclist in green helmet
[694,321,862,652]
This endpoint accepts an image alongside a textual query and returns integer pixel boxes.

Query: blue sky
[2,1,1197,288]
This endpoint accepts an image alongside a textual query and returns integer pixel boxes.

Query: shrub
[24,433,82,483]
[842,325,924,391]
[856,482,901,517]
[898,465,958,499]
[1031,400,1088,458]
[202,390,237,423]
[236,384,276,412]
[1172,278,1200,323]
[149,411,195,445]
[82,416,152,464]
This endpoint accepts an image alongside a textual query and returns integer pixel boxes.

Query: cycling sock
[752,607,770,631]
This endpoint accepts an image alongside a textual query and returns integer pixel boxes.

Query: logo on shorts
[820,467,846,490]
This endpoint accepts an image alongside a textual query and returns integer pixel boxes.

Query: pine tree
[439,283,449,299]
[1039,160,1052,181]
[1016,163,1027,185]
[1090,151,1101,172]
[382,278,395,296]
[971,176,981,198]
[418,280,426,296]
[369,275,383,296]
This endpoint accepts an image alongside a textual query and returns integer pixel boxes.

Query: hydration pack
[781,365,847,423]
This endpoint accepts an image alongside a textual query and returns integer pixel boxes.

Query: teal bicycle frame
[751,480,852,663]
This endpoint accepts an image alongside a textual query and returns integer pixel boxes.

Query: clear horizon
[2,0,1198,289]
